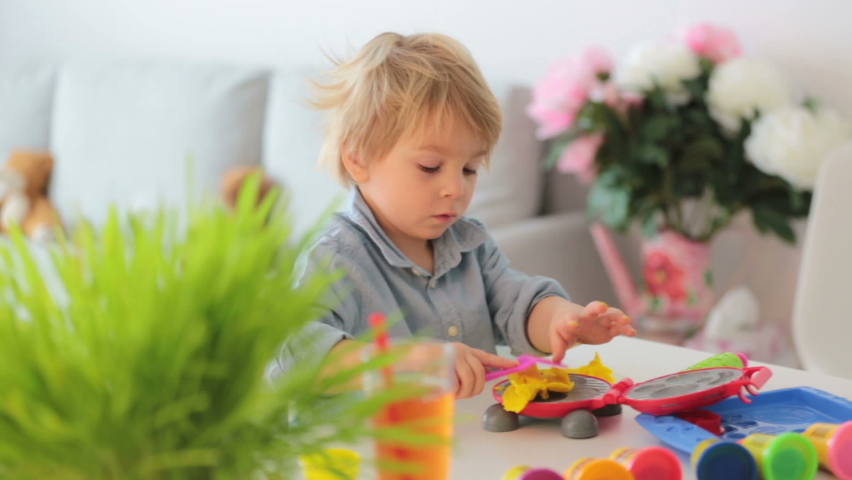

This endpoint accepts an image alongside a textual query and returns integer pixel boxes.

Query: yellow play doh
[502,365,574,413]
[565,353,616,383]
[500,353,615,413]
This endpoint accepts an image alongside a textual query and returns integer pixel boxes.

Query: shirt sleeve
[477,235,571,357]
[267,244,359,382]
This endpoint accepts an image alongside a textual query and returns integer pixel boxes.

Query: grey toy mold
[491,374,611,405]
[483,404,520,432]
[592,403,622,417]
[561,409,599,439]
[563,374,611,402]
[626,368,742,401]
[485,373,621,437]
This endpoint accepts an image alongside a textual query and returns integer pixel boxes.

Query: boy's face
[351,117,486,246]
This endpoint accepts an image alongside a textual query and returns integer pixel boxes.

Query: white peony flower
[745,106,852,190]
[617,42,701,105]
[707,57,793,132]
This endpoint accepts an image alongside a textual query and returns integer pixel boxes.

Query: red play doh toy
[483,356,772,439]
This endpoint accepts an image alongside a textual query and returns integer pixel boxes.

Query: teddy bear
[0,150,63,241]
[220,165,276,211]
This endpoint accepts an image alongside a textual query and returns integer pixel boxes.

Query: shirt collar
[344,188,489,276]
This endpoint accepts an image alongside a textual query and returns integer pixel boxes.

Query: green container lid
[761,433,819,480]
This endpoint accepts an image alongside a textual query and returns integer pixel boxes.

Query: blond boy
[274,32,635,398]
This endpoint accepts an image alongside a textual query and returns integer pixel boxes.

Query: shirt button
[448,326,459,337]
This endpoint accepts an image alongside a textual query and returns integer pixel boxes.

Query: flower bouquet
[528,23,852,329]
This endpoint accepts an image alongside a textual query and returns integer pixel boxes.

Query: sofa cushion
[50,61,270,226]
[262,68,348,236]
[466,85,544,229]
[0,66,55,161]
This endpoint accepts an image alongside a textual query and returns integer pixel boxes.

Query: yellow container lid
[299,448,361,480]
[565,458,634,480]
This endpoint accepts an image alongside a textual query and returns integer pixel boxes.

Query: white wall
[2,0,851,114]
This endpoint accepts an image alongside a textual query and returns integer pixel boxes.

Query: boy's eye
[419,165,440,173]
[463,168,478,176]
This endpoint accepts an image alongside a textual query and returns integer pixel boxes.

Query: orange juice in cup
[374,390,454,480]
[364,338,456,480]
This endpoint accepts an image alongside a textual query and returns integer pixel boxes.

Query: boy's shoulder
[449,215,493,253]
[310,213,370,260]
[458,215,487,232]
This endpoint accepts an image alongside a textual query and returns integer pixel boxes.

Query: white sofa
[0,60,619,307]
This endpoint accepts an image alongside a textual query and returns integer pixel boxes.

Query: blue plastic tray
[636,387,852,454]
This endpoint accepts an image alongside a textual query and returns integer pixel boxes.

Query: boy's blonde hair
[310,32,503,186]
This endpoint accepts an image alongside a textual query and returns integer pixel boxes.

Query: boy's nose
[441,173,465,199]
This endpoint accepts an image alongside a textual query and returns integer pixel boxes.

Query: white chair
[792,141,852,379]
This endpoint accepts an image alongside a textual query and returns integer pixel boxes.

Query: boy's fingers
[598,310,629,327]
[608,323,637,337]
[613,313,635,336]
[551,336,568,364]
[466,353,486,397]
[551,320,578,364]
[582,301,609,317]
[455,361,475,399]
[471,349,517,369]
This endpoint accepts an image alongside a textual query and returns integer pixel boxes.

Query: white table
[449,336,852,480]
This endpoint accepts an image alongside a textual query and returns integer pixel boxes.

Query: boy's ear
[342,148,369,184]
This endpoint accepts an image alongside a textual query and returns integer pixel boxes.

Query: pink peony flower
[580,47,614,77]
[680,23,742,63]
[526,75,589,138]
[557,133,604,184]
[527,47,614,139]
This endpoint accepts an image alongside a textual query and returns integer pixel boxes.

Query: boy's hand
[449,343,516,399]
[550,301,636,363]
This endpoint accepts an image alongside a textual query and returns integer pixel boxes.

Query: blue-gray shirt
[271,189,570,377]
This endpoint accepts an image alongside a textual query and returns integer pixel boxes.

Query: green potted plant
[0,177,414,480]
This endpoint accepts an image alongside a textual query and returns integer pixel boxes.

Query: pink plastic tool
[485,354,564,382]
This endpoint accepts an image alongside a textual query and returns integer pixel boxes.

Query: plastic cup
[802,422,852,479]
[363,341,455,480]
[299,449,361,480]
[738,432,818,480]
[563,457,633,480]
[691,438,758,480]
[610,446,682,480]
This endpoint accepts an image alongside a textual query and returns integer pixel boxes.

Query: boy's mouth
[433,213,457,223]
